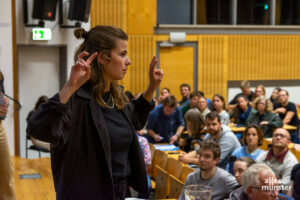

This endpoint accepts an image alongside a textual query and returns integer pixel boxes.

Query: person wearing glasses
[230,164,280,200]
[256,128,298,194]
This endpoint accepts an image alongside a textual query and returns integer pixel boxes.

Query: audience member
[179,111,241,169]
[288,163,300,199]
[181,91,201,118]
[273,89,299,143]
[146,95,184,144]
[249,96,283,138]
[26,95,50,151]
[178,108,205,152]
[212,94,230,125]
[233,157,255,185]
[198,91,212,109]
[137,134,152,199]
[157,87,171,104]
[253,84,266,100]
[270,87,282,105]
[257,128,298,194]
[0,70,16,199]
[198,96,211,119]
[232,125,265,161]
[179,83,191,107]
[179,140,238,200]
[230,164,280,200]
[228,80,254,110]
[231,95,256,126]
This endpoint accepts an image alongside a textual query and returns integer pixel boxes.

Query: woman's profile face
[102,39,131,82]
[234,160,248,185]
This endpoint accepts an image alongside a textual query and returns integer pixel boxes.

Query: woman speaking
[27,26,163,200]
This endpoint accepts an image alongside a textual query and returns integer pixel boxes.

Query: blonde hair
[74,26,129,109]
[252,96,273,112]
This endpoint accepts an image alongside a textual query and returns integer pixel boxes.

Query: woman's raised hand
[143,56,164,102]
[59,51,97,104]
[69,51,98,90]
[148,56,163,90]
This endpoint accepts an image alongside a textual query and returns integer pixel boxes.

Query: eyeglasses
[273,133,287,138]
[251,186,278,194]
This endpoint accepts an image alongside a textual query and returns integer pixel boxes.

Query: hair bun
[74,28,88,39]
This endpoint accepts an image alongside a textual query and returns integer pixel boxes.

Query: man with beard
[179,111,241,169]
[179,140,238,200]
[257,128,298,194]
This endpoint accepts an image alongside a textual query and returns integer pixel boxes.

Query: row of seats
[148,144,195,199]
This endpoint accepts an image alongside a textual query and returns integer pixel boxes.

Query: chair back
[180,165,195,182]
[166,157,183,179]
[152,150,168,180]
[169,174,184,199]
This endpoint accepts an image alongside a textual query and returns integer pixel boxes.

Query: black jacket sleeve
[26,94,71,147]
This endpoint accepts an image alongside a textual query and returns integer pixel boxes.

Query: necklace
[101,94,114,109]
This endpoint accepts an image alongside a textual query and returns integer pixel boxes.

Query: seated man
[179,140,238,200]
[179,83,191,107]
[256,128,298,194]
[146,95,184,144]
[230,164,280,200]
[273,89,299,142]
[181,91,201,118]
[227,80,254,110]
[179,111,241,169]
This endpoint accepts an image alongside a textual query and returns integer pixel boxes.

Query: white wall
[0,0,90,155]
[228,80,300,104]
[18,46,60,158]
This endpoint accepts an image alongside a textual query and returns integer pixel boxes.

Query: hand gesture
[148,56,163,90]
[69,51,98,91]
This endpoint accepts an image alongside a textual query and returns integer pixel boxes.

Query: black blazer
[27,86,154,200]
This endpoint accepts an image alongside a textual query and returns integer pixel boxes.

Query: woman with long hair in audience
[269,87,281,106]
[157,87,170,104]
[248,96,283,138]
[197,96,211,119]
[212,94,230,125]
[179,108,205,152]
[233,157,256,185]
[253,84,266,100]
[230,95,256,126]
[27,26,163,199]
[231,125,265,161]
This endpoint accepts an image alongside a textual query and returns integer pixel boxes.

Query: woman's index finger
[86,52,98,65]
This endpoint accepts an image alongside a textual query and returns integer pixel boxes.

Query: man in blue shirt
[146,95,185,144]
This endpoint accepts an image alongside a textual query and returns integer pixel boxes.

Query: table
[228,123,297,133]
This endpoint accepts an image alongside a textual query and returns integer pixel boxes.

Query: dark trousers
[113,179,130,200]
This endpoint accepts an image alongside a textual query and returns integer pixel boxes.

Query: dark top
[27,86,154,200]
[179,96,189,106]
[101,92,133,181]
[291,164,300,199]
[146,104,185,140]
[248,111,283,138]
[274,102,299,126]
[229,91,254,105]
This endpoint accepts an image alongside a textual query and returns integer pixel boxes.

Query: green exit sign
[32,28,52,40]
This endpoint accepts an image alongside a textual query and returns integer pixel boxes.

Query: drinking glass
[185,184,212,200]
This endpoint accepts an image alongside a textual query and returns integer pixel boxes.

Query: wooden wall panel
[128,0,156,35]
[228,35,300,81]
[198,36,228,100]
[90,0,128,31]
[121,35,155,95]
[160,46,194,101]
